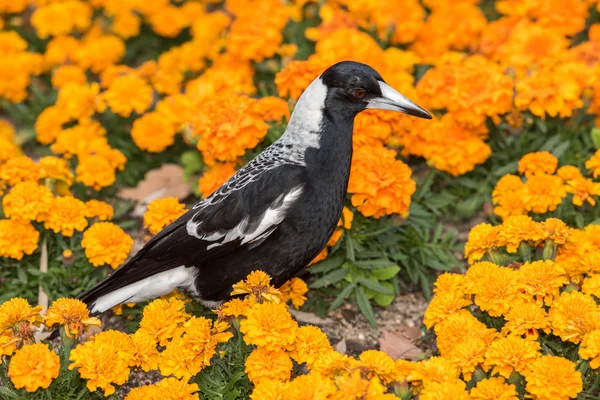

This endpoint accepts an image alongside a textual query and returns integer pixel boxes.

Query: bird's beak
[366,81,432,119]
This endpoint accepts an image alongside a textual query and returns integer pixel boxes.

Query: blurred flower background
[1,0,600,399]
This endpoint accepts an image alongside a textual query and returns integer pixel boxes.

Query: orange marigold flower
[523,173,567,214]
[8,343,59,392]
[253,96,290,122]
[220,298,252,318]
[498,215,545,253]
[522,355,582,400]
[518,151,558,177]
[245,347,292,383]
[483,335,540,378]
[470,376,519,400]
[580,330,600,369]
[240,302,297,351]
[541,218,570,244]
[231,270,281,303]
[153,377,199,400]
[74,35,126,74]
[358,350,399,384]
[423,290,472,329]
[198,163,237,198]
[143,197,187,235]
[51,64,87,89]
[517,260,568,306]
[311,349,357,379]
[81,222,133,268]
[473,267,519,317]
[31,1,92,39]
[139,297,189,347]
[2,182,53,222]
[582,274,600,298]
[0,297,44,332]
[130,331,160,372]
[464,262,501,294]
[44,298,101,338]
[411,356,460,387]
[51,119,106,158]
[585,149,600,178]
[446,336,489,381]
[289,325,332,367]
[0,220,40,260]
[348,145,416,219]
[76,155,116,190]
[131,112,177,153]
[35,106,69,145]
[148,5,187,38]
[502,301,551,340]
[44,196,88,237]
[39,156,74,185]
[85,200,114,221]
[0,156,41,186]
[464,223,501,264]
[275,58,330,100]
[0,137,20,164]
[565,176,600,207]
[278,277,308,309]
[284,373,337,400]
[192,95,268,164]
[111,11,141,39]
[492,174,527,219]
[103,74,153,117]
[55,83,106,120]
[124,385,157,400]
[435,309,498,357]
[549,291,600,343]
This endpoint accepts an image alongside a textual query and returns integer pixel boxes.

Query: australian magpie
[79,61,432,314]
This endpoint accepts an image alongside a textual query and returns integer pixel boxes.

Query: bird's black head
[319,61,432,120]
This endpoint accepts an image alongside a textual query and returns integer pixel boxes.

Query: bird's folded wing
[79,165,307,301]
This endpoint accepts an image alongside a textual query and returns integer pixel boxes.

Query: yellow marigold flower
[8,343,59,392]
[348,145,416,218]
[580,329,600,370]
[420,379,469,400]
[139,297,189,346]
[518,151,558,177]
[484,335,540,378]
[412,356,460,386]
[74,35,126,74]
[311,349,356,379]
[44,196,88,237]
[50,119,106,158]
[39,155,74,185]
[124,385,158,400]
[498,215,545,253]
[245,347,292,384]
[130,331,159,372]
[44,298,101,338]
[2,182,53,222]
[586,149,600,178]
[0,0,28,13]
[35,106,68,145]
[143,197,187,235]
[502,301,551,340]
[523,173,567,214]
[435,310,497,356]
[446,336,489,381]
[103,74,153,117]
[43,35,80,69]
[357,350,397,384]
[51,64,87,89]
[564,175,600,207]
[285,373,337,400]
[549,291,600,343]
[81,222,133,268]
[0,137,20,164]
[288,325,332,367]
[0,298,44,332]
[111,11,141,40]
[0,220,40,260]
[464,223,501,264]
[474,266,520,317]
[76,155,116,190]
[493,175,524,203]
[158,337,200,379]
[434,273,466,295]
[492,174,528,219]
[0,156,41,186]
[154,377,200,400]
[220,298,252,318]
[470,377,519,400]
[231,270,281,303]
[192,95,268,164]
[31,1,92,39]
[279,277,308,309]
[131,111,177,153]
[55,83,106,120]
[582,274,600,298]
[542,218,570,244]
[0,330,17,359]
[423,289,472,329]
[464,261,501,294]
[240,302,297,351]
[523,355,582,400]
[517,260,568,306]
[198,163,237,198]
[69,330,133,396]
[85,200,114,221]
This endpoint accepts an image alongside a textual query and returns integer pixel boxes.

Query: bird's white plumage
[90,266,197,313]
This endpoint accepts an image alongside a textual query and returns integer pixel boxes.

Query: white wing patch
[186,185,304,249]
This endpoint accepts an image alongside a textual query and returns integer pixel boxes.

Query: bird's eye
[353,88,366,99]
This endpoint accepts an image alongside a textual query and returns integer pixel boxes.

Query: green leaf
[17,268,27,285]
[355,286,377,327]
[592,128,600,150]
[328,282,356,312]
[370,265,401,281]
[356,277,394,295]
[0,387,22,399]
[181,150,204,176]
[373,292,395,307]
[309,254,345,274]
[309,267,348,289]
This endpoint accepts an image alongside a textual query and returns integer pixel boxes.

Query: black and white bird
[79,61,432,314]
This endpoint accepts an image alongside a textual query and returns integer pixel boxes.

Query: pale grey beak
[366,81,432,119]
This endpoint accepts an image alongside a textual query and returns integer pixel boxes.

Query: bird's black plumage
[78,61,432,314]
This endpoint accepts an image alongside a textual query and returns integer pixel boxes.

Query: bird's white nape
[278,77,327,152]
[89,265,197,314]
